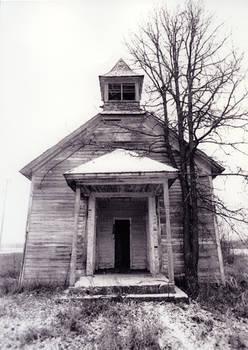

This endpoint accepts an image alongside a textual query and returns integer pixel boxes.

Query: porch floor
[75,273,170,289]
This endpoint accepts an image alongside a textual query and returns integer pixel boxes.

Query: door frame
[86,193,160,276]
[113,217,132,269]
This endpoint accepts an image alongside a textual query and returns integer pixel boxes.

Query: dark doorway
[114,219,130,272]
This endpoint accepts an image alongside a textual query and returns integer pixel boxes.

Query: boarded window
[123,83,135,100]
[108,84,121,100]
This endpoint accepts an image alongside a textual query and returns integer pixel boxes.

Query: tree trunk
[179,159,199,295]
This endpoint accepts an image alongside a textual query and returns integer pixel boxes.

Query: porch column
[86,194,96,275]
[69,186,81,286]
[148,195,160,275]
[163,179,175,284]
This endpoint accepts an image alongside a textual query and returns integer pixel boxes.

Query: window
[123,84,135,100]
[108,84,121,100]
[108,83,136,101]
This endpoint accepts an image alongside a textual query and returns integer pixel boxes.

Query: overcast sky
[0,0,248,245]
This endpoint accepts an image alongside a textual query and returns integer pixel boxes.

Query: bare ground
[0,290,248,350]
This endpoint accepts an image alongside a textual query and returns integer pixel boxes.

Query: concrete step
[72,274,176,296]
[69,283,175,296]
[58,287,188,303]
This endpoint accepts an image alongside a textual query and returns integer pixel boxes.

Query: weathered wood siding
[22,174,75,283]
[159,179,184,277]
[159,176,221,281]
[22,116,159,284]
[197,176,221,281]
[96,198,147,270]
[21,114,221,284]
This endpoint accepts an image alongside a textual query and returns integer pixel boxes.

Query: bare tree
[127,1,248,291]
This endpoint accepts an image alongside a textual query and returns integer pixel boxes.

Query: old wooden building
[19,59,225,291]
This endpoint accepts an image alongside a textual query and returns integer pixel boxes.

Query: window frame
[107,83,136,101]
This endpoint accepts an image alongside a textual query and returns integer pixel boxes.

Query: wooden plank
[148,196,159,275]
[208,176,226,284]
[77,198,88,272]
[66,172,177,183]
[93,192,152,198]
[69,186,81,286]
[86,194,96,275]
[163,180,175,284]
[19,179,35,287]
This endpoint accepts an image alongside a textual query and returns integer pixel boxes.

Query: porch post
[163,179,175,284]
[148,195,159,275]
[86,193,96,275]
[69,185,81,286]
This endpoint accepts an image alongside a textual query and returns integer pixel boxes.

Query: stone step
[69,283,175,296]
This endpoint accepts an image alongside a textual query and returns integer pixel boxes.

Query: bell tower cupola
[99,58,144,113]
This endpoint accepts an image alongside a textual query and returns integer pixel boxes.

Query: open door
[114,219,130,272]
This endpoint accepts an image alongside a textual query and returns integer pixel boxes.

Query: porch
[63,149,178,292]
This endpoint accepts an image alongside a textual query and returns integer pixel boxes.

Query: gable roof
[20,112,224,180]
[20,114,102,180]
[65,148,178,175]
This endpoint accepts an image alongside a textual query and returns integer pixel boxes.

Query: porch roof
[65,149,177,176]
[64,149,178,192]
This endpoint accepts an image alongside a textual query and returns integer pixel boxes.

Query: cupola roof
[102,58,143,77]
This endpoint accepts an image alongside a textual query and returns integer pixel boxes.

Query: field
[0,252,22,277]
[0,251,248,349]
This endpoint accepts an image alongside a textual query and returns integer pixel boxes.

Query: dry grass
[0,289,247,349]
[18,325,55,347]
[0,250,247,349]
[0,252,22,277]
[55,301,163,349]
[0,275,19,296]
[197,252,248,318]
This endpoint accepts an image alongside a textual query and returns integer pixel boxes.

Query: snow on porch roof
[65,149,178,176]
